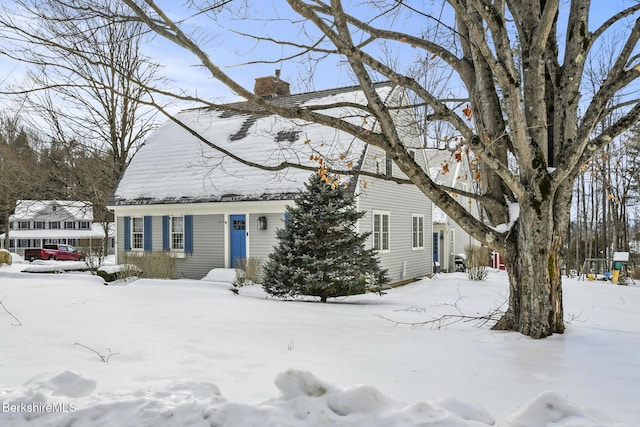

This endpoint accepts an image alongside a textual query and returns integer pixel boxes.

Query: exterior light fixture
[257,216,268,230]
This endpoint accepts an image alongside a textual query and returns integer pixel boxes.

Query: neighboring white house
[0,200,113,256]
[108,78,434,283]
[426,149,481,272]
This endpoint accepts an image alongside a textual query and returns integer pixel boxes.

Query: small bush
[233,257,263,287]
[97,264,142,282]
[122,251,176,279]
[79,243,105,274]
[465,245,491,281]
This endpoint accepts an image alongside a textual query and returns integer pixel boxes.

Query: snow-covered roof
[110,83,399,206]
[432,206,448,225]
[11,200,94,221]
[425,149,462,186]
[0,222,106,240]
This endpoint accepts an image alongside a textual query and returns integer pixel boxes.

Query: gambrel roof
[110,82,407,206]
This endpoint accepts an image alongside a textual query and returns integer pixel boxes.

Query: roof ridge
[196,81,394,114]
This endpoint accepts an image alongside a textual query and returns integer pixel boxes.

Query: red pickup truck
[25,244,85,262]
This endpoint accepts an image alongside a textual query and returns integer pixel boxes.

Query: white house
[108,78,434,283]
[0,200,112,256]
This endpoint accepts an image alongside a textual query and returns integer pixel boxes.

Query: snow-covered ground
[0,256,638,426]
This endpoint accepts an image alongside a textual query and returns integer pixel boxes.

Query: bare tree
[0,0,162,189]
[23,1,640,338]
[0,0,167,254]
[0,112,43,248]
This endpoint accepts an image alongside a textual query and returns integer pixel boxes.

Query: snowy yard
[0,258,638,426]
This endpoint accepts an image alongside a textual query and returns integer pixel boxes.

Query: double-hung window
[171,216,184,250]
[412,214,424,249]
[373,211,390,252]
[161,215,192,254]
[132,217,144,250]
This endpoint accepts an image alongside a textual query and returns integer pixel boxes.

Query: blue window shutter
[123,216,131,252]
[284,212,291,230]
[162,215,170,251]
[143,216,152,252]
[184,215,193,254]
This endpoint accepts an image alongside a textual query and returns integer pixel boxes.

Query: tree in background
[263,172,389,303]
[0,0,164,253]
[0,112,43,248]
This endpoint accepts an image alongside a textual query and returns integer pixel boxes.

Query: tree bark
[492,175,573,338]
[493,205,565,338]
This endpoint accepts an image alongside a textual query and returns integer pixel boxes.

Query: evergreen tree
[262,173,389,302]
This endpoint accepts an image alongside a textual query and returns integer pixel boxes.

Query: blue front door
[433,232,439,263]
[230,214,247,267]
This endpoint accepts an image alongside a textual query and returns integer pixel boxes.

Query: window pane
[172,234,184,250]
[172,217,184,233]
[132,218,143,232]
[373,214,380,250]
[413,218,417,248]
[382,215,389,250]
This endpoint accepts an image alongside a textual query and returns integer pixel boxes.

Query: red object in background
[492,252,506,270]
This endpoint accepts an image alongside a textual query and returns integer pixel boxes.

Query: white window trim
[372,210,391,253]
[131,217,144,251]
[170,216,185,251]
[412,214,425,250]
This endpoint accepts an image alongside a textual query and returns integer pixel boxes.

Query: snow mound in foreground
[0,370,614,427]
[25,371,97,398]
[508,391,615,427]
[201,268,237,284]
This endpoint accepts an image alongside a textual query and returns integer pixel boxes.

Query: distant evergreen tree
[262,173,389,302]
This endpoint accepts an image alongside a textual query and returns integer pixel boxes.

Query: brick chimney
[254,69,290,98]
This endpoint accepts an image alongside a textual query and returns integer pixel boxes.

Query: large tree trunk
[493,188,570,338]
[494,235,565,338]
